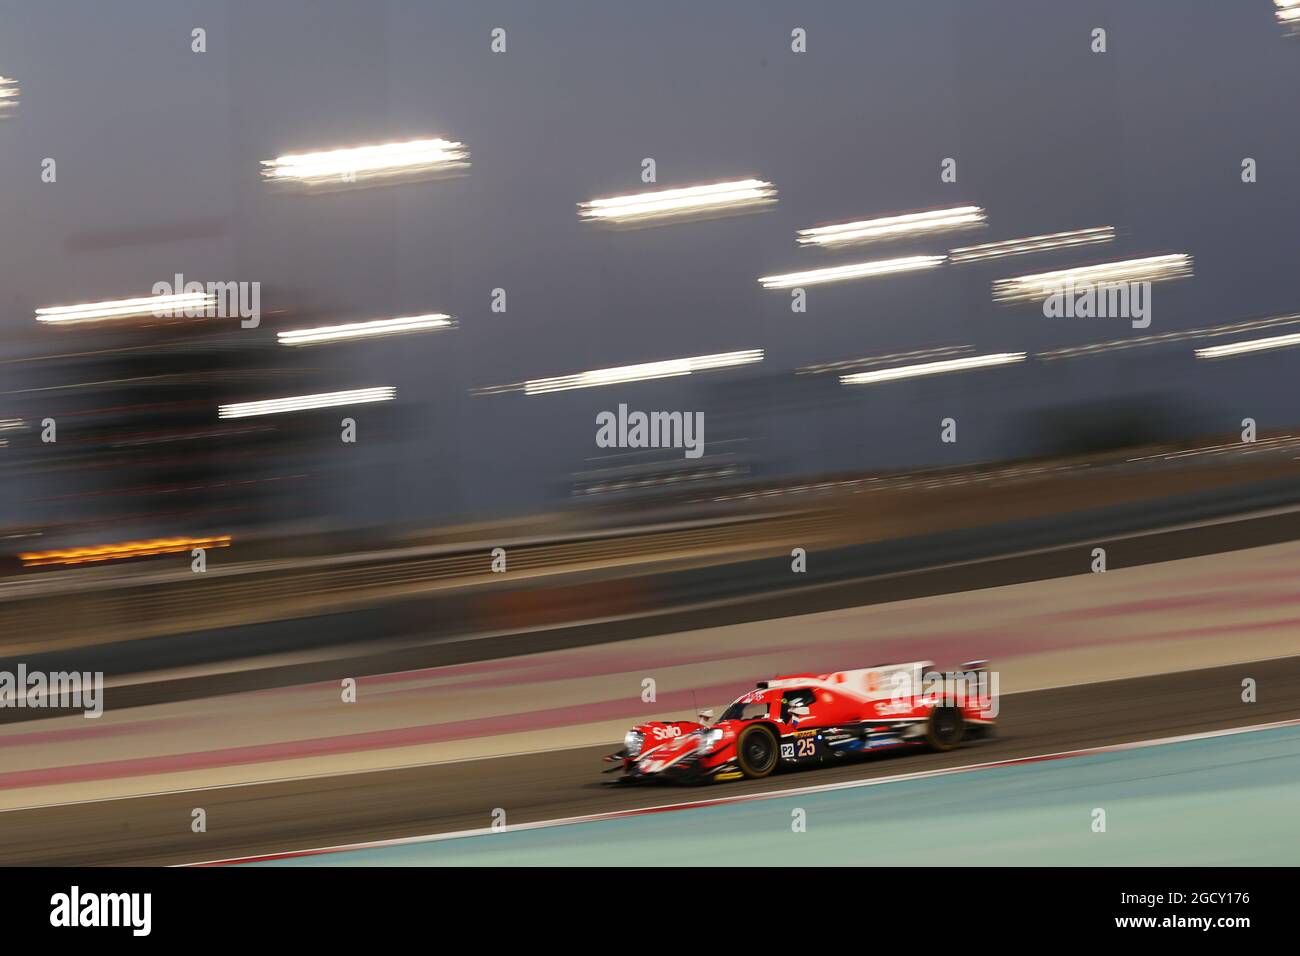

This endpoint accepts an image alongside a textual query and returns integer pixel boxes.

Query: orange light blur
[19,535,232,568]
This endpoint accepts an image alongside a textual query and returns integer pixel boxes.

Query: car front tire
[736,724,780,778]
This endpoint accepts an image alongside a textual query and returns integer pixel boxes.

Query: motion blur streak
[260,137,469,185]
[0,75,18,113]
[1278,1,1300,25]
[949,226,1115,263]
[1037,312,1300,360]
[19,535,231,568]
[758,255,945,289]
[34,292,215,324]
[482,349,766,396]
[796,205,984,248]
[839,352,1026,385]
[798,345,973,376]
[218,386,396,419]
[277,314,454,346]
[1126,434,1300,463]
[992,254,1192,302]
[1196,332,1300,360]
[577,179,777,223]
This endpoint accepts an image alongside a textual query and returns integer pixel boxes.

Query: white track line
[185,716,1300,866]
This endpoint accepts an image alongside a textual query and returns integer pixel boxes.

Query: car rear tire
[925,706,964,752]
[736,724,780,778]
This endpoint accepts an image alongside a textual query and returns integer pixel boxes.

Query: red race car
[605,660,996,784]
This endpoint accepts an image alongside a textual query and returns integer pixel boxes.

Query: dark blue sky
[1,1,1297,525]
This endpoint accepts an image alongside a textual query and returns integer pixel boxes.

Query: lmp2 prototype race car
[605,660,996,784]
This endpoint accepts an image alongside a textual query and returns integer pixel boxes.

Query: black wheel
[925,706,964,752]
[736,724,780,778]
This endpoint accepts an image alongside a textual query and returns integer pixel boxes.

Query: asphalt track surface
[4,656,1298,865]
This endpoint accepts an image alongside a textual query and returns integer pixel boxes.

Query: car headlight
[624,730,644,757]
[697,728,725,752]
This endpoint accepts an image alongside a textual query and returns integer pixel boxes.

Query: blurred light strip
[219,386,395,419]
[840,352,1026,385]
[578,179,776,223]
[992,254,1192,302]
[799,345,972,376]
[35,292,214,324]
[797,206,984,247]
[261,138,469,184]
[278,314,453,346]
[0,75,18,111]
[1038,313,1300,361]
[759,255,945,289]
[0,418,23,430]
[950,226,1115,263]
[1196,333,1300,360]
[522,350,763,396]
[1278,1,1300,25]
[20,535,231,568]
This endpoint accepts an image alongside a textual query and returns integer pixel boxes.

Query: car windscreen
[718,700,770,722]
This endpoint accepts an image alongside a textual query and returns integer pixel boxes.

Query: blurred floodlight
[797,206,984,248]
[219,386,396,419]
[0,75,18,113]
[1278,1,1300,28]
[278,314,453,346]
[578,179,776,224]
[35,292,214,324]
[950,226,1115,263]
[759,255,944,289]
[499,350,764,396]
[1196,332,1300,360]
[992,254,1192,302]
[261,138,469,186]
[840,352,1026,385]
